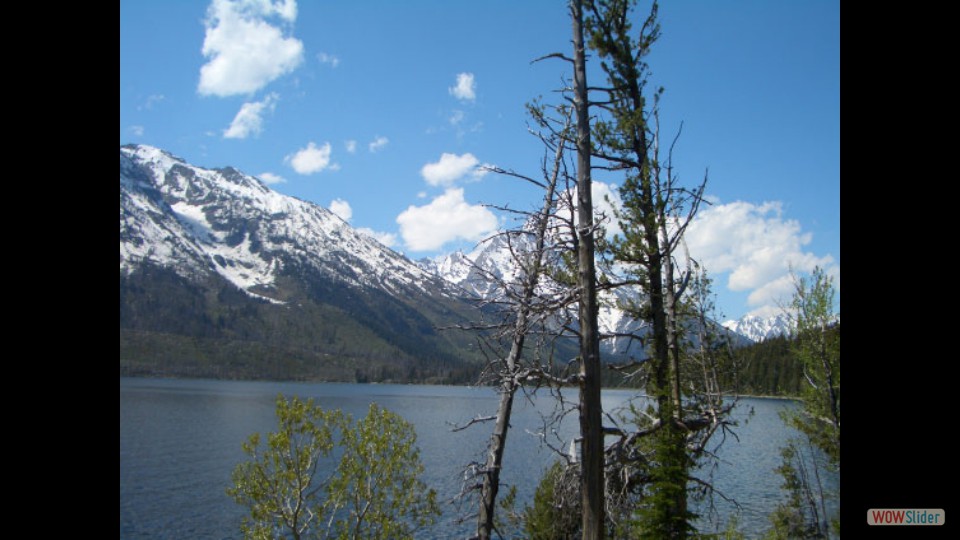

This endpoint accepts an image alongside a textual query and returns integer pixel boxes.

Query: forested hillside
[735,323,840,396]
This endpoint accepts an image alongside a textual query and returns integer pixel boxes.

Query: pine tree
[585,0,696,536]
[583,1,740,536]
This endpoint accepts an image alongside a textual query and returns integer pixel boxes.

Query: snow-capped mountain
[722,313,793,343]
[119,144,481,381]
[419,234,750,360]
[120,143,753,380]
[418,226,749,360]
[120,144,451,301]
[419,233,542,300]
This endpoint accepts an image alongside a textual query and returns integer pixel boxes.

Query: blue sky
[120,0,839,321]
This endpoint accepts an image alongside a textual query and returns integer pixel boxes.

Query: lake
[119,377,831,538]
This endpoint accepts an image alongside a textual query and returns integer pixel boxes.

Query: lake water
[119,377,831,538]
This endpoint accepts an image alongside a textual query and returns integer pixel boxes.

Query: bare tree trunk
[663,247,683,421]
[655,132,683,423]
[475,359,517,540]
[571,1,604,537]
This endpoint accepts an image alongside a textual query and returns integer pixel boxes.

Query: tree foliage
[228,396,439,539]
[787,267,840,465]
[523,460,582,539]
[766,266,840,538]
[735,336,803,397]
[765,442,832,539]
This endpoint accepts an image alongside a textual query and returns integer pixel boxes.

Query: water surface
[120,377,825,538]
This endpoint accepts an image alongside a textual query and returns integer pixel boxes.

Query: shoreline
[119,374,802,400]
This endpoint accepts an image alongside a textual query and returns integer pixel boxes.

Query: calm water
[119,377,827,538]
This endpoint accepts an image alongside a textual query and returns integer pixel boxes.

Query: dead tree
[443,97,592,539]
[570,1,606,537]
[471,115,571,540]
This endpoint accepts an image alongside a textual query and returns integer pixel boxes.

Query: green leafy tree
[735,336,802,397]
[228,395,339,539]
[228,396,439,540]
[766,266,840,538]
[327,403,439,539]
[584,0,696,535]
[788,267,840,465]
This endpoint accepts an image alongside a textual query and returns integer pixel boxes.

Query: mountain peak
[722,313,792,342]
[121,143,188,168]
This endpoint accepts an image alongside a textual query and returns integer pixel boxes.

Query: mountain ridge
[120,144,484,382]
[120,144,450,301]
[119,144,757,381]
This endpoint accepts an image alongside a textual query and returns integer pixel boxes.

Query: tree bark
[571,1,604,537]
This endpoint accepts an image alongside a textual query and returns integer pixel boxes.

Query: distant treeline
[734,323,840,397]
[120,264,488,386]
[120,329,821,393]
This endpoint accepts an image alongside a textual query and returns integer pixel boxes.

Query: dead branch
[532,52,575,64]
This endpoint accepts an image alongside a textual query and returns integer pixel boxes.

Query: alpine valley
[119,144,759,383]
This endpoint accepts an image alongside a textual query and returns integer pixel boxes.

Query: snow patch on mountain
[120,144,453,303]
[418,232,651,358]
[722,313,792,342]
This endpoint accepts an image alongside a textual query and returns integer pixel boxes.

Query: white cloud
[317,52,340,67]
[449,72,476,102]
[396,188,498,251]
[448,110,465,125]
[329,198,352,221]
[744,275,796,316]
[368,136,389,153]
[591,181,622,238]
[684,200,836,311]
[357,228,398,248]
[285,141,334,174]
[129,125,145,137]
[345,140,357,153]
[595,194,836,317]
[258,172,286,184]
[139,94,165,110]
[276,0,297,20]
[743,303,786,320]
[198,0,304,97]
[223,93,277,138]
[420,153,481,187]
